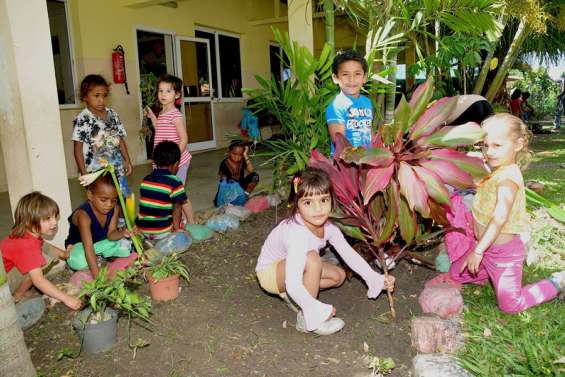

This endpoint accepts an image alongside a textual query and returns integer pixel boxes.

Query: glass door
[175,36,216,151]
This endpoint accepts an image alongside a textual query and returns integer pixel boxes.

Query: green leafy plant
[245,29,335,187]
[79,267,151,322]
[139,72,158,141]
[366,355,395,376]
[309,76,488,315]
[145,253,189,282]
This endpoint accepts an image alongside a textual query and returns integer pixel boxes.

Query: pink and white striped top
[153,108,191,167]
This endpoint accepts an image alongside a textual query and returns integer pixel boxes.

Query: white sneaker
[295,311,345,335]
[320,248,340,266]
[549,271,565,292]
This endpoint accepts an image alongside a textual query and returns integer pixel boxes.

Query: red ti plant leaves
[409,96,459,141]
[341,147,395,168]
[363,164,395,205]
[420,159,475,189]
[429,148,489,179]
[309,149,359,205]
[398,195,417,244]
[398,162,430,218]
[408,76,434,125]
[428,199,448,226]
[337,223,367,241]
[412,165,451,206]
[417,122,485,148]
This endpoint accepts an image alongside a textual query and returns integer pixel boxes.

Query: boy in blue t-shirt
[326,50,373,157]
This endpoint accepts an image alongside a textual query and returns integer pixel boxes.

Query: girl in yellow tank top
[444,113,563,314]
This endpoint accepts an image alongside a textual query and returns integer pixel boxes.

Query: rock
[425,274,463,290]
[412,354,472,377]
[435,252,451,273]
[411,316,463,354]
[526,181,544,195]
[418,283,463,319]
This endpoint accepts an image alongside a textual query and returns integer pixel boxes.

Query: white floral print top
[72,107,127,177]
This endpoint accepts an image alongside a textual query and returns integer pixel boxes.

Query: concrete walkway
[0,148,273,238]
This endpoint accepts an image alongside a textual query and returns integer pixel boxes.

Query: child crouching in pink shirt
[256,168,395,335]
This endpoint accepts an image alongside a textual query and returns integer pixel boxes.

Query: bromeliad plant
[309,77,489,316]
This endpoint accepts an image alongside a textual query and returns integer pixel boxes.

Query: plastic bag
[185,224,214,241]
[266,193,282,207]
[206,214,240,232]
[244,196,270,213]
[224,204,252,220]
[154,231,192,255]
[214,179,248,207]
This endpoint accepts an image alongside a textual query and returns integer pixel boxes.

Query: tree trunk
[473,12,505,95]
[472,45,497,95]
[0,265,36,377]
[323,0,335,55]
[384,52,398,124]
[485,18,529,102]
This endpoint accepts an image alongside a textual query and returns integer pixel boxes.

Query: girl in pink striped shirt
[146,75,194,223]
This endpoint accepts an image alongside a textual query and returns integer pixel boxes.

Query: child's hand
[64,295,82,311]
[122,226,140,238]
[61,244,73,260]
[144,106,156,122]
[461,252,483,275]
[383,275,395,292]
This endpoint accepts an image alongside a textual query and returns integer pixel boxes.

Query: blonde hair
[10,192,59,238]
[482,113,533,170]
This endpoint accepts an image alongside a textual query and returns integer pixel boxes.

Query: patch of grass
[457,266,564,376]
[525,133,565,204]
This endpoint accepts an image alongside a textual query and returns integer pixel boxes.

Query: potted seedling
[144,253,189,302]
[73,267,151,354]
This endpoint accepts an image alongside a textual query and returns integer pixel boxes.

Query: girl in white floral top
[72,74,133,195]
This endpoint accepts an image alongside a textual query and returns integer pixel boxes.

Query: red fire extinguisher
[112,45,130,94]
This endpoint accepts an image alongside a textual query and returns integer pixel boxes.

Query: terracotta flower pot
[148,274,180,301]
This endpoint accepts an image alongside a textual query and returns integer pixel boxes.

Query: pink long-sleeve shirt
[256,215,385,331]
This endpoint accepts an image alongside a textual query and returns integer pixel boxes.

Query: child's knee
[497,295,522,314]
[335,268,346,285]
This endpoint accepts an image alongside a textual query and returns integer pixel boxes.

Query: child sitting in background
[1,192,81,310]
[214,141,259,207]
[72,74,133,195]
[443,114,563,313]
[136,141,192,238]
[256,168,394,335]
[65,174,137,279]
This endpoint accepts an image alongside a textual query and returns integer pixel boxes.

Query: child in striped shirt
[136,141,192,238]
[145,74,194,223]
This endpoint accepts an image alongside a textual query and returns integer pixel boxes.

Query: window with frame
[195,29,242,99]
[47,0,76,105]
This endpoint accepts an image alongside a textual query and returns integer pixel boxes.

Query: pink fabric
[446,196,559,313]
[69,252,138,289]
[445,194,475,262]
[256,215,384,331]
[244,196,270,213]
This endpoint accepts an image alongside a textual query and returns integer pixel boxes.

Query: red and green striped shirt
[136,169,187,235]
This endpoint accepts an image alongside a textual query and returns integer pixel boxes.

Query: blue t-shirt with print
[326,92,373,157]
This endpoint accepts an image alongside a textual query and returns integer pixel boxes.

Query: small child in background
[214,141,259,207]
[256,168,394,335]
[521,91,534,122]
[443,114,563,313]
[145,74,193,223]
[72,74,133,195]
[136,141,193,238]
[326,50,373,158]
[0,192,81,310]
[65,174,138,279]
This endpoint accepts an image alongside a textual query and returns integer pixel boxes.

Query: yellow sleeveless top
[471,164,528,234]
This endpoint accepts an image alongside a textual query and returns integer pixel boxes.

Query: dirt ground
[27,208,435,377]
